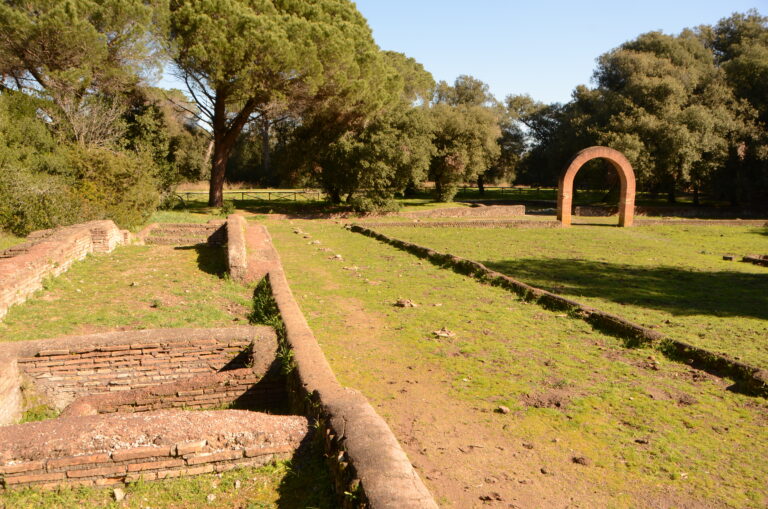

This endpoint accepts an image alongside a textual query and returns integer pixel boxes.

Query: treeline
[509,10,768,207]
[0,3,766,237]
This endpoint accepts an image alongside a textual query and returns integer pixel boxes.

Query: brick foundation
[0,221,126,320]
[0,410,309,490]
[16,338,256,409]
[61,367,285,417]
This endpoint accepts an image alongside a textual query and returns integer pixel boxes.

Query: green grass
[0,452,335,509]
[267,219,768,508]
[374,223,768,370]
[0,245,253,342]
[0,231,23,250]
[0,239,335,507]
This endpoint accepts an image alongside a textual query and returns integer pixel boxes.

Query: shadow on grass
[482,258,768,321]
[173,197,347,217]
[276,438,336,509]
[173,245,228,277]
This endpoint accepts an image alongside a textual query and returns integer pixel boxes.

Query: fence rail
[176,190,326,202]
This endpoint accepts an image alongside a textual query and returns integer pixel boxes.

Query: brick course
[0,221,125,320]
[0,410,308,490]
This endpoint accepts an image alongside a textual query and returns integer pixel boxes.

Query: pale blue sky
[353,0,766,104]
[159,1,766,105]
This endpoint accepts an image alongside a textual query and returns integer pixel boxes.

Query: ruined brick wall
[0,221,125,320]
[226,214,248,283]
[61,368,283,417]
[16,338,253,409]
[0,361,20,426]
[402,204,525,219]
[0,410,308,490]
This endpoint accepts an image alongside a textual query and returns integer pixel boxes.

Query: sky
[352,0,767,104]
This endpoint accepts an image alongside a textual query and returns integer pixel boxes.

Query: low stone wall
[16,338,254,409]
[743,254,768,267]
[0,327,276,425]
[0,361,20,426]
[401,204,525,219]
[0,410,309,490]
[349,224,768,398]
[0,221,125,320]
[226,214,249,283]
[247,224,438,509]
[61,367,282,418]
[137,221,227,246]
[360,219,560,229]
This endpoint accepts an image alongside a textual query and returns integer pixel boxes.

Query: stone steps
[142,222,226,246]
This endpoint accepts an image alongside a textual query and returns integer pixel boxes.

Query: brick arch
[557,146,636,227]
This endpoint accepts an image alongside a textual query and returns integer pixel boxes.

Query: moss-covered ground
[373,222,768,370]
[266,218,768,508]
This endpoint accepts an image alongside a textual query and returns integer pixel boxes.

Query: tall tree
[298,51,434,208]
[166,0,386,206]
[0,0,158,145]
[699,10,768,206]
[429,76,500,201]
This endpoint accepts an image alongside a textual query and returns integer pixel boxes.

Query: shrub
[67,146,161,230]
[0,167,82,236]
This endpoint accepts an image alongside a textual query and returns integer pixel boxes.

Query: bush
[67,146,161,230]
[0,167,82,236]
[348,194,401,214]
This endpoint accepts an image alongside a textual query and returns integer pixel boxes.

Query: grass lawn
[0,231,23,250]
[372,222,768,371]
[0,241,335,508]
[267,219,768,508]
[0,245,253,341]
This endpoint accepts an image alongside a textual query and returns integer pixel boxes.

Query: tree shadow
[174,245,228,277]
[481,258,768,321]
[276,436,336,509]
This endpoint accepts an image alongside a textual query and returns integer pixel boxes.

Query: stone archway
[557,146,636,227]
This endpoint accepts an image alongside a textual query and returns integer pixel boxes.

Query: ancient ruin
[557,146,636,227]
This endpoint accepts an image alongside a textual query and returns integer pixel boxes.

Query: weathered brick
[37,349,70,356]
[185,450,243,466]
[94,476,125,486]
[244,445,293,458]
[155,469,182,479]
[98,345,131,352]
[126,458,184,472]
[4,472,66,485]
[183,464,214,476]
[112,446,171,462]
[125,472,159,483]
[66,465,126,478]
[48,453,111,470]
[177,389,204,397]
[174,440,207,456]
[0,461,46,475]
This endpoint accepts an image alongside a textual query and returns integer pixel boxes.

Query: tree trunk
[260,116,271,176]
[434,179,443,201]
[209,136,232,207]
[477,174,485,195]
[693,184,700,206]
[667,187,676,204]
[207,93,257,207]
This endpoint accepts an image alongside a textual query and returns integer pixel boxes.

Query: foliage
[67,145,161,229]
[0,0,159,146]
[166,0,390,206]
[509,12,767,207]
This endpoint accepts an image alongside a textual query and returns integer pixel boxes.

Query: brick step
[145,236,223,246]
